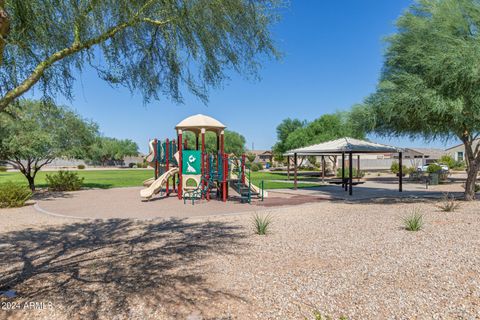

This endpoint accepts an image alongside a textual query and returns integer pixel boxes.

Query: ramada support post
[287,155,290,180]
[349,152,353,196]
[321,155,325,183]
[341,152,345,189]
[177,130,183,200]
[399,151,403,192]
[357,155,360,181]
[294,153,298,190]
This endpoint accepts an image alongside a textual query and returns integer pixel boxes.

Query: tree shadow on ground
[0,218,246,319]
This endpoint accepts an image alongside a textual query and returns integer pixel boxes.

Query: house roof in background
[404,148,446,158]
[249,150,272,156]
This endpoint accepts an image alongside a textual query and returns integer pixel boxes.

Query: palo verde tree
[0,100,98,190]
[361,0,480,200]
[0,0,281,112]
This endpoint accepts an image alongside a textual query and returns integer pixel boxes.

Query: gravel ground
[1,199,480,319]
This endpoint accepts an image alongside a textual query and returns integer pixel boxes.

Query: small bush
[128,162,135,168]
[336,167,364,178]
[439,155,455,170]
[437,193,460,212]
[77,164,86,170]
[0,182,32,208]
[46,170,84,191]
[427,163,442,174]
[251,162,263,172]
[0,166,7,172]
[390,161,408,174]
[252,213,272,235]
[475,184,480,193]
[453,160,465,170]
[405,167,416,175]
[403,208,424,231]
[310,310,348,320]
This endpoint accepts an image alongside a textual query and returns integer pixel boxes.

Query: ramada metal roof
[285,137,400,155]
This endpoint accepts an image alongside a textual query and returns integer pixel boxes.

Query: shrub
[405,167,416,175]
[46,170,84,191]
[128,162,135,168]
[77,164,85,170]
[0,166,7,172]
[251,162,263,172]
[453,160,465,170]
[390,161,407,174]
[476,184,480,193]
[403,208,424,231]
[436,193,460,212]
[336,168,364,178]
[252,213,272,235]
[439,155,455,169]
[427,163,442,174]
[0,182,32,208]
[310,311,348,320]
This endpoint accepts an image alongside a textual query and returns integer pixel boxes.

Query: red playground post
[165,138,170,196]
[153,139,158,180]
[177,131,183,200]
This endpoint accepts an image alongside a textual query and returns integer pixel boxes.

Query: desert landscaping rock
[1,198,479,319]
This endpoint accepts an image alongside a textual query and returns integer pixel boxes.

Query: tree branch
[0,0,172,112]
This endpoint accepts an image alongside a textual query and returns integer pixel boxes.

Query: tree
[278,112,366,170]
[87,137,139,166]
[272,118,305,161]
[0,100,98,190]
[361,0,480,200]
[183,130,246,156]
[0,0,281,112]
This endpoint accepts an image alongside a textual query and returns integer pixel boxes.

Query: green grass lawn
[0,169,324,190]
[0,169,154,189]
[249,171,325,189]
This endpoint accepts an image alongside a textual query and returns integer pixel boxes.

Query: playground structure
[140,114,266,204]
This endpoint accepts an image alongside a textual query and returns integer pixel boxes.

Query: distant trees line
[0,99,139,190]
[272,111,365,169]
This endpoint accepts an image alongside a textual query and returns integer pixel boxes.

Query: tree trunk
[464,159,478,201]
[25,174,35,192]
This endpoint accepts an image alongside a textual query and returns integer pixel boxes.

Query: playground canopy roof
[285,137,400,156]
[175,114,226,134]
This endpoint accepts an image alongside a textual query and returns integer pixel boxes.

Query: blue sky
[36,0,451,153]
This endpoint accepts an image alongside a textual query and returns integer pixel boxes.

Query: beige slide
[140,167,179,199]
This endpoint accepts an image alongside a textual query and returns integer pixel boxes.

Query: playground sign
[182,150,201,175]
